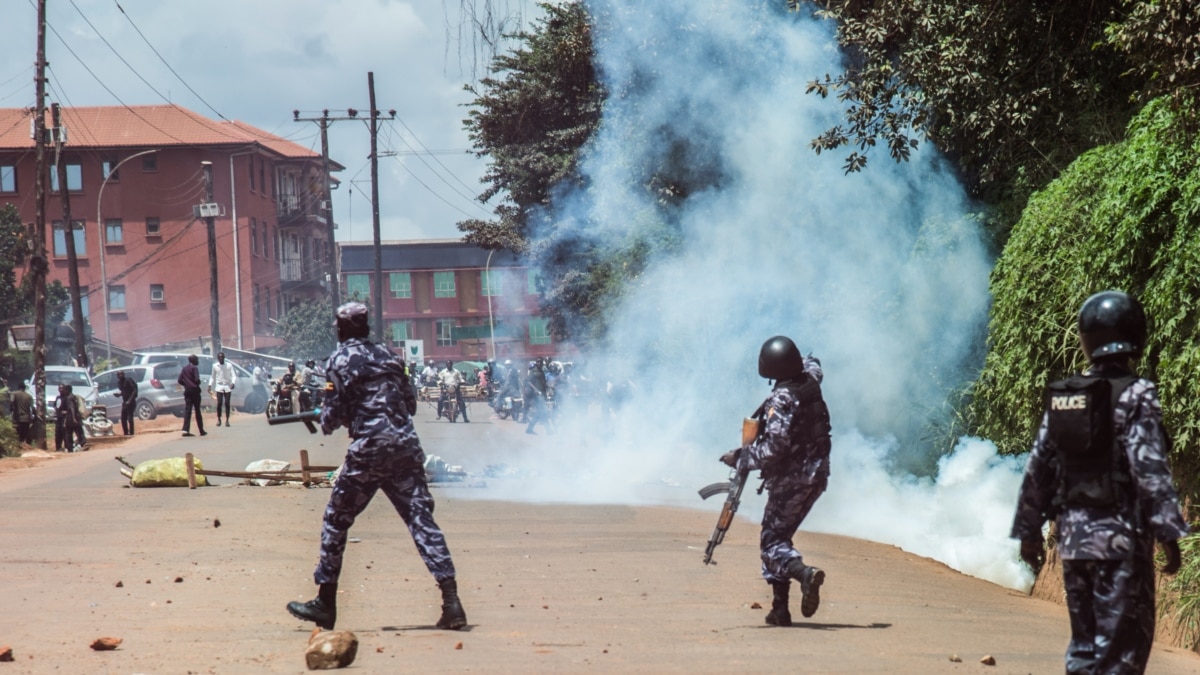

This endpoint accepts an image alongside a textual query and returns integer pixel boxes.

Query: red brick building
[0,104,339,355]
[338,240,568,364]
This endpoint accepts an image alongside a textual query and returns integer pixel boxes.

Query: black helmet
[305,359,315,368]
[758,335,805,380]
[1079,291,1146,362]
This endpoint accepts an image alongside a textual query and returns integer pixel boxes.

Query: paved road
[1,405,1197,673]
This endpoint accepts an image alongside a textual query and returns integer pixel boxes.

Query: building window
[345,274,370,300]
[529,318,551,345]
[250,219,258,256]
[65,286,89,323]
[49,163,83,192]
[254,285,261,325]
[149,284,165,303]
[146,217,160,236]
[104,218,123,245]
[265,225,272,259]
[388,320,412,347]
[1,164,16,192]
[109,285,126,312]
[52,220,86,257]
[389,272,412,299]
[528,269,539,295]
[433,271,456,298]
[481,269,501,297]
[435,320,457,347]
[101,159,119,181]
[142,154,157,172]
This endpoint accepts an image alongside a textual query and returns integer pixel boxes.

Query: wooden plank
[185,453,197,490]
[300,449,311,487]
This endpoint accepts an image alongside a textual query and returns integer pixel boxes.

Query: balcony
[280,256,329,293]
[276,193,327,229]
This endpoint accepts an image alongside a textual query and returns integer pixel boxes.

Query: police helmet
[1079,291,1146,362]
[334,302,370,340]
[758,335,805,380]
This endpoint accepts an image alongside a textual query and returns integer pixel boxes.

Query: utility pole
[51,103,86,368]
[294,109,357,309]
[201,161,221,354]
[369,72,382,344]
[31,0,48,449]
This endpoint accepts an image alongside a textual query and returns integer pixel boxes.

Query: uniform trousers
[314,436,456,585]
[1062,555,1155,674]
[759,478,826,583]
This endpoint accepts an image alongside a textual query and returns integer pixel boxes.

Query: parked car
[130,353,266,414]
[25,365,98,421]
[93,362,185,420]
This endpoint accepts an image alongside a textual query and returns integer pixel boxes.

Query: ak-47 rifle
[267,408,321,434]
[699,416,761,565]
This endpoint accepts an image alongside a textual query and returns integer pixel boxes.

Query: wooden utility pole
[31,0,48,448]
[368,72,383,344]
[202,161,221,354]
[51,103,86,368]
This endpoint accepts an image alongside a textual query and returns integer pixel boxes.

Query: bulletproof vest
[1044,373,1137,512]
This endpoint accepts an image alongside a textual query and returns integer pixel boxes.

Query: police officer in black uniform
[1012,291,1186,673]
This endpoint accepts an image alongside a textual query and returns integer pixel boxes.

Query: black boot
[765,580,792,626]
[287,582,337,630]
[786,559,824,618]
[436,578,467,630]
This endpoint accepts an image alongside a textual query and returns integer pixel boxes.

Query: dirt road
[1,411,1196,673]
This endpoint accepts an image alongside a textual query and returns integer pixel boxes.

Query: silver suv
[93,363,185,420]
[130,353,266,414]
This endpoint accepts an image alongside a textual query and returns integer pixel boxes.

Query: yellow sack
[130,457,208,487]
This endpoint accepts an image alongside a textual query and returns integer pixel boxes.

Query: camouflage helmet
[334,301,370,339]
[758,335,805,380]
[1079,291,1146,362]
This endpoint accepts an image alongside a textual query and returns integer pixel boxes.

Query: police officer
[523,358,549,434]
[721,336,831,626]
[286,302,467,631]
[1011,291,1186,673]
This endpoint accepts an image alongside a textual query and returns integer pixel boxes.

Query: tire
[242,392,267,415]
[265,399,277,420]
[135,399,157,421]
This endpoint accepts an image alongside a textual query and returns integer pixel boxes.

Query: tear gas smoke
[467,0,1033,591]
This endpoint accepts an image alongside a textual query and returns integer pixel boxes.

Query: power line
[393,115,482,198]
[68,0,173,104]
[111,0,228,121]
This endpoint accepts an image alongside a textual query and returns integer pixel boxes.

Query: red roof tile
[0,104,332,165]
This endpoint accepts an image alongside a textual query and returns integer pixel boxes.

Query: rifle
[699,416,761,565]
[267,408,320,434]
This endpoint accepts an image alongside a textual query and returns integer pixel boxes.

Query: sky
[1,0,535,242]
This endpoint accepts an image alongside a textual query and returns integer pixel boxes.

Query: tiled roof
[0,104,333,165]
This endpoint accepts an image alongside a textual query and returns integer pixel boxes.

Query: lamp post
[485,249,496,361]
[96,149,157,362]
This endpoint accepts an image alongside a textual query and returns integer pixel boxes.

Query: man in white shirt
[209,352,237,427]
[438,361,469,423]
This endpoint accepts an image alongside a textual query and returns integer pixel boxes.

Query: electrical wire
[68,0,173,105]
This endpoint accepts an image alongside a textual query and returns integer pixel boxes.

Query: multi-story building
[0,104,340,355]
[338,240,567,364]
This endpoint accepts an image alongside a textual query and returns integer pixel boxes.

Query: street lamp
[96,149,158,362]
[485,249,496,361]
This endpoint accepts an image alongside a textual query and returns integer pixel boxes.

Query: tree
[273,299,337,363]
[0,204,25,349]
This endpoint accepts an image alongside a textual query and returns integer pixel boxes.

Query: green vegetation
[273,299,337,363]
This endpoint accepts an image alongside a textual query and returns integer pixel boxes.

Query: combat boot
[436,578,467,630]
[765,580,792,626]
[287,582,337,630]
[786,559,825,618]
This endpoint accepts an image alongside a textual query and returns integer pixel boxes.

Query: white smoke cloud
[461,0,1033,591]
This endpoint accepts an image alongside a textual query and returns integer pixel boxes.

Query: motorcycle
[492,390,523,421]
[265,379,296,419]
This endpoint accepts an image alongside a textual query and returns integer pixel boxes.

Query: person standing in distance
[209,352,236,426]
[116,370,138,435]
[1011,290,1186,674]
[178,354,206,437]
[721,336,831,627]
[286,302,467,631]
[10,381,34,445]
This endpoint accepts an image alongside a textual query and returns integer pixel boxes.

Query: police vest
[1044,373,1138,512]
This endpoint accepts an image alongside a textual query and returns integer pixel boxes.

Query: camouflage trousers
[759,478,826,584]
[1061,555,1155,674]
[313,436,456,585]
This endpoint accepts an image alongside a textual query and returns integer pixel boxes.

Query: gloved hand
[1020,539,1045,576]
[719,449,741,468]
[1161,539,1182,575]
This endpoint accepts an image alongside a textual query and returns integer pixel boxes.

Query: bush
[0,417,19,458]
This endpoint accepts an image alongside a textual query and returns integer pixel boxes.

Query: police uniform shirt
[737,356,831,490]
